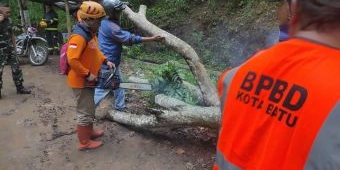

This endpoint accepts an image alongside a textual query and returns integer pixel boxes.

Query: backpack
[59,24,92,75]
[59,43,69,75]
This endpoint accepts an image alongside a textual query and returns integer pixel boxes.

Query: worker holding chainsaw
[214,0,340,169]
[66,1,114,150]
[94,0,164,111]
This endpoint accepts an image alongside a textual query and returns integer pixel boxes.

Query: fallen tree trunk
[107,94,221,129]
[123,5,220,107]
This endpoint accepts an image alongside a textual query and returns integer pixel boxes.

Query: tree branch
[123,5,220,107]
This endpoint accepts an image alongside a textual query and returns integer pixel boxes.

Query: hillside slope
[138,0,279,70]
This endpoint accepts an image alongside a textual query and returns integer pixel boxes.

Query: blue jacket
[98,18,142,69]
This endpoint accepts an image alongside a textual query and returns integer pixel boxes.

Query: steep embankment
[146,1,279,70]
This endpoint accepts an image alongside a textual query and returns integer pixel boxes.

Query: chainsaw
[85,67,152,91]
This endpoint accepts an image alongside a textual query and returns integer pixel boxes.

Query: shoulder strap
[67,23,93,56]
[71,23,93,42]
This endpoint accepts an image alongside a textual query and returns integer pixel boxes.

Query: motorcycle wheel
[29,41,49,66]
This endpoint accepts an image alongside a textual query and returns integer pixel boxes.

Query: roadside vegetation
[9,0,278,105]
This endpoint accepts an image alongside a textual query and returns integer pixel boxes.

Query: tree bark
[17,0,26,27]
[21,0,30,27]
[107,94,221,129]
[123,5,220,107]
[64,0,72,35]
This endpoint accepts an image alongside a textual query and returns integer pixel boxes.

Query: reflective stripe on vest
[215,150,240,170]
[220,67,239,118]
[304,101,340,169]
[45,28,58,31]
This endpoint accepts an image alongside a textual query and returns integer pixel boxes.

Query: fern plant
[150,61,198,105]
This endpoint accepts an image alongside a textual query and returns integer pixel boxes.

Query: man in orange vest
[66,1,114,150]
[214,0,340,169]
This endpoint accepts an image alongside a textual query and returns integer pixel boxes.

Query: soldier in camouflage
[0,4,31,99]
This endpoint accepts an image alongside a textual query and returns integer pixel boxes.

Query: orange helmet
[78,1,106,19]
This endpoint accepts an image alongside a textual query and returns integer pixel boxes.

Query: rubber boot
[17,86,31,94]
[77,125,103,151]
[89,124,104,139]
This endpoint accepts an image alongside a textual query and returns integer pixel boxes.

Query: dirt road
[0,56,216,170]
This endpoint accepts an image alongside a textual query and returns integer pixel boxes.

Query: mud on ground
[0,56,217,170]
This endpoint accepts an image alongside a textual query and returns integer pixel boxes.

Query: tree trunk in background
[22,0,30,27]
[63,0,72,35]
[123,5,220,107]
[17,0,26,28]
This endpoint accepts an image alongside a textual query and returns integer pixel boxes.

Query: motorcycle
[15,26,49,66]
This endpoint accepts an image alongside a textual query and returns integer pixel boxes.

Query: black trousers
[46,30,59,53]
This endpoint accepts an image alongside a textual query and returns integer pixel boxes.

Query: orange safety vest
[214,38,340,170]
[67,34,106,88]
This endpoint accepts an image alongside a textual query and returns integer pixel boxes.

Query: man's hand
[141,36,165,43]
[152,35,165,42]
[106,61,115,69]
[86,73,97,82]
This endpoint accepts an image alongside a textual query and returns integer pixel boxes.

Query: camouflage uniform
[0,18,27,96]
